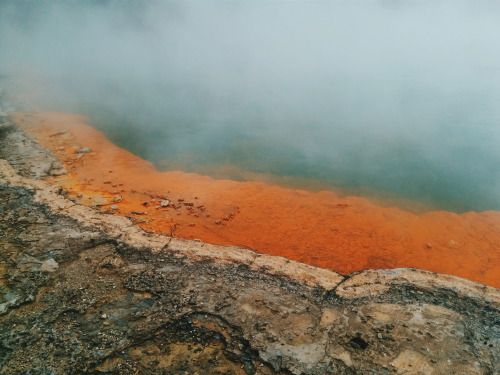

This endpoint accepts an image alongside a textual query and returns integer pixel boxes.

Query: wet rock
[0,123,67,178]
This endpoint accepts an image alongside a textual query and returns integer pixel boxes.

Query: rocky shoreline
[0,117,499,374]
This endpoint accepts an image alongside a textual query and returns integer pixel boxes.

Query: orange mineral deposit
[16,112,500,288]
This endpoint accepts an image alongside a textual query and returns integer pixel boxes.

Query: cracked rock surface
[0,118,499,374]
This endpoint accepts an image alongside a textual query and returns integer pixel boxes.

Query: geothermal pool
[1,2,500,287]
[16,112,500,288]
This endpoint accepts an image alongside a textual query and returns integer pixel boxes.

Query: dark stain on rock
[348,335,369,350]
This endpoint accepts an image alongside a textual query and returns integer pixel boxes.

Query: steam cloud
[1,0,499,212]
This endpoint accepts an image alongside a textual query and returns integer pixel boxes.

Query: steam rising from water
[1,1,500,212]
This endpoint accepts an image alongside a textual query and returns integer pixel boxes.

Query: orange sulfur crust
[15,112,500,288]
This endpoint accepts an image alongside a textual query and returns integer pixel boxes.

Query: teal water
[86,103,500,213]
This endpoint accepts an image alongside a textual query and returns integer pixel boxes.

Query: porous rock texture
[0,117,498,374]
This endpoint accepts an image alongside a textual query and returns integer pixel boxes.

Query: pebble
[156,200,170,208]
[76,147,92,154]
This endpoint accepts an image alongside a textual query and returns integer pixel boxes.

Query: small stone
[101,314,107,319]
[76,147,92,154]
[156,200,170,209]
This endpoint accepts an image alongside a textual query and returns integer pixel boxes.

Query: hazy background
[1,0,499,212]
